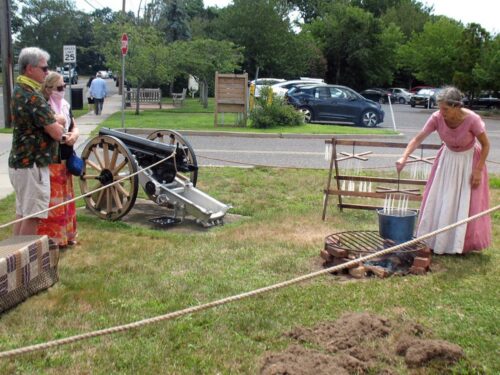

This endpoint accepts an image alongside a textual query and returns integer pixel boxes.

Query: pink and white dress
[417,110,491,254]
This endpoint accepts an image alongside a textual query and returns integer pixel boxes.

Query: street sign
[63,45,76,63]
[121,33,128,56]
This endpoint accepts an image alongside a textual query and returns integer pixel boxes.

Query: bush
[249,87,304,128]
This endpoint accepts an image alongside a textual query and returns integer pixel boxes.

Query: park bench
[126,88,162,109]
[172,88,187,107]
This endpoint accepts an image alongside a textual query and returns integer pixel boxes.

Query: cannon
[78,128,230,226]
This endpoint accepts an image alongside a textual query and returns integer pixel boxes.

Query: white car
[271,78,325,97]
[387,87,412,104]
[250,78,285,97]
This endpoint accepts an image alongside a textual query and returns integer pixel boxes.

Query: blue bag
[67,151,84,176]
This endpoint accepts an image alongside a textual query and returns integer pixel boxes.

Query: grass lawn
[107,98,397,136]
[0,168,498,374]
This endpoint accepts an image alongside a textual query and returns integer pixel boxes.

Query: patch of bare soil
[260,312,464,374]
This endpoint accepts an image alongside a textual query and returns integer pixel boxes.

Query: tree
[171,39,243,107]
[161,0,192,42]
[453,23,490,97]
[16,0,80,67]
[214,0,320,79]
[380,0,432,39]
[308,2,403,89]
[397,17,463,86]
[94,22,176,114]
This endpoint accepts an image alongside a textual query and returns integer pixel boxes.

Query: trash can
[70,88,83,110]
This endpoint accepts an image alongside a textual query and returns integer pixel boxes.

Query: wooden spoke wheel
[79,135,138,220]
[146,129,198,186]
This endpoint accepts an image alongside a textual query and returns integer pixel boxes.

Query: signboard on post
[63,45,76,63]
[121,33,128,56]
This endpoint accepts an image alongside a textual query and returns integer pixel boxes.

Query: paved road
[187,103,500,174]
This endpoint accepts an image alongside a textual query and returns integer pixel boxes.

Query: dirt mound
[260,312,465,374]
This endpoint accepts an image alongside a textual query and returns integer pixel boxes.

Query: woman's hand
[471,168,482,188]
[396,157,407,173]
[64,131,78,146]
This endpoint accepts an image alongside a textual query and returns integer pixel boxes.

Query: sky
[75,0,498,34]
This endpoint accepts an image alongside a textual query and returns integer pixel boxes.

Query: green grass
[0,168,498,374]
[107,98,396,135]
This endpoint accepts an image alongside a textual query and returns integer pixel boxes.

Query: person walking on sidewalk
[8,47,65,236]
[89,72,107,115]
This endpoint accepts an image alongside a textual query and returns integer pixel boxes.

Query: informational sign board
[63,45,76,63]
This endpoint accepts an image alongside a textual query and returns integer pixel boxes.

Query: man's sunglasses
[38,66,49,72]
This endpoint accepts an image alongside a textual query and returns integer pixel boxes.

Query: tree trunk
[135,85,141,115]
[202,80,209,108]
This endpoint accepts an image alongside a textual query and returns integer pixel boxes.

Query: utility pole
[118,0,125,96]
[0,0,14,128]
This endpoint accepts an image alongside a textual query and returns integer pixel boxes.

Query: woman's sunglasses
[56,85,66,92]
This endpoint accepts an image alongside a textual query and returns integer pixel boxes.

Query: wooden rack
[322,138,442,220]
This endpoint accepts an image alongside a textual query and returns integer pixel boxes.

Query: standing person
[89,72,107,115]
[396,86,491,255]
[8,47,65,235]
[38,72,79,247]
[86,75,95,113]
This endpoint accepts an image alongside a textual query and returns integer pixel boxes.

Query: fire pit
[321,231,431,278]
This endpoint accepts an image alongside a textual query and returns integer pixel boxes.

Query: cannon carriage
[78,128,230,226]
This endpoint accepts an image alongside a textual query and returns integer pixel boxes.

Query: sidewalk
[0,94,123,200]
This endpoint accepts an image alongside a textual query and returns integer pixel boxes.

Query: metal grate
[325,231,426,255]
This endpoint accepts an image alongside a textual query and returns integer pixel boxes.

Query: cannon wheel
[79,135,139,220]
[146,129,198,186]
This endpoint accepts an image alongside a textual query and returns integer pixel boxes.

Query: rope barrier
[0,203,497,359]
[0,152,176,230]
[197,154,500,170]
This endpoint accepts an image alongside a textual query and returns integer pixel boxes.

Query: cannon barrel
[99,128,179,157]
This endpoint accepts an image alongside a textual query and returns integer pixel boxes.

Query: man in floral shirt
[8,47,64,235]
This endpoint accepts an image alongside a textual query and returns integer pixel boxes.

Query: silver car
[387,88,412,104]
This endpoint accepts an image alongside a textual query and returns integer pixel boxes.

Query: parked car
[250,78,285,97]
[409,88,441,108]
[463,91,500,109]
[387,87,412,104]
[286,84,384,127]
[359,88,392,104]
[409,85,433,94]
[271,78,325,97]
[62,66,78,84]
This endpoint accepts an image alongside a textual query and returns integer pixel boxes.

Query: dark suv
[410,88,441,108]
[286,84,384,127]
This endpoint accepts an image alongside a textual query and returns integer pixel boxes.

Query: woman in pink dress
[396,87,491,254]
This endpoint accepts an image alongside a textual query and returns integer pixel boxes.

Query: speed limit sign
[63,45,76,63]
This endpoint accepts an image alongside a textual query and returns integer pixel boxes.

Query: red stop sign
[121,33,128,56]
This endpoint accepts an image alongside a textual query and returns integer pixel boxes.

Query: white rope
[0,203,497,359]
[0,152,176,230]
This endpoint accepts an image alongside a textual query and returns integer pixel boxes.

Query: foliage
[171,38,243,108]
[453,23,491,98]
[307,2,404,89]
[397,17,464,86]
[249,87,304,128]
[16,0,81,67]
[160,0,192,42]
[213,0,322,79]
[380,0,433,39]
